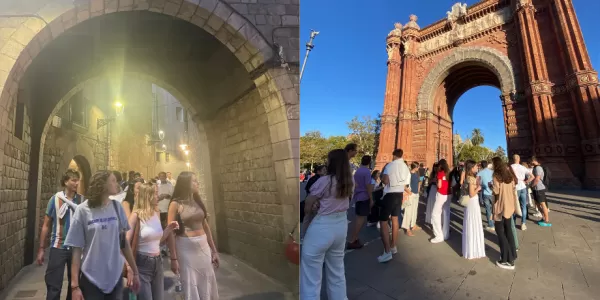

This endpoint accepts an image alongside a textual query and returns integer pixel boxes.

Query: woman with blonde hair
[491,157,518,270]
[127,182,179,300]
[167,172,219,300]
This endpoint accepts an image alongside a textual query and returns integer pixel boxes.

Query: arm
[70,247,82,290]
[531,167,541,186]
[202,219,217,254]
[367,182,374,205]
[37,216,52,264]
[304,195,318,216]
[492,177,500,195]
[382,174,390,185]
[167,201,180,273]
[460,170,465,185]
[126,212,138,243]
[122,201,132,219]
[121,238,139,277]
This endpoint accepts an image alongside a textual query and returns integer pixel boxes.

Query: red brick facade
[376,0,600,189]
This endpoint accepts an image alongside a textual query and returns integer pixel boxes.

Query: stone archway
[376,0,600,190]
[0,0,299,290]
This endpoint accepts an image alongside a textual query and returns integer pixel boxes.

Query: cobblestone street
[301,184,600,300]
[0,252,294,300]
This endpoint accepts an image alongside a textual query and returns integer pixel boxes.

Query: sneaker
[367,222,377,227]
[346,240,363,250]
[430,238,444,244]
[486,227,496,232]
[521,224,527,231]
[391,246,398,254]
[538,221,552,227]
[377,251,393,263]
[496,261,515,270]
[377,222,381,229]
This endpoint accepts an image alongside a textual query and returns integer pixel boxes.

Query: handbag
[514,190,523,217]
[458,181,470,207]
[285,223,299,265]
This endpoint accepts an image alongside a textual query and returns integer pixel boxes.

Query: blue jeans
[515,188,528,225]
[482,194,494,228]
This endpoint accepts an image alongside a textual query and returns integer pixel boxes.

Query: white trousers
[431,193,451,240]
[300,212,348,300]
[401,194,419,230]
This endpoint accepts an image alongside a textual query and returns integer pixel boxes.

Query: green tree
[471,128,484,146]
[346,115,377,165]
[494,146,507,162]
[300,131,327,169]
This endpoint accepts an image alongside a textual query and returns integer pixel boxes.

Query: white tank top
[137,213,163,254]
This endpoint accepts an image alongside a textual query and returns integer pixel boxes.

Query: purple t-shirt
[352,166,372,202]
[309,175,353,215]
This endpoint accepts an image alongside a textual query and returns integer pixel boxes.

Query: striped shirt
[46,193,81,249]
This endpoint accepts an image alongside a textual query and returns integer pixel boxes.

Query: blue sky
[300,0,600,150]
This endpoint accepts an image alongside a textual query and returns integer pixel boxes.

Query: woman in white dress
[462,160,486,259]
[425,162,439,225]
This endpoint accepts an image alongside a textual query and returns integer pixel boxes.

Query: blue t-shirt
[477,169,493,196]
[46,193,82,249]
[410,172,419,193]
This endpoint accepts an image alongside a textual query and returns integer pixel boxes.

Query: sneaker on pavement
[521,224,527,231]
[391,246,398,254]
[538,221,552,227]
[496,261,515,270]
[377,252,393,263]
[430,238,444,244]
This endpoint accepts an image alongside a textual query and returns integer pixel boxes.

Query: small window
[165,153,170,163]
[70,91,86,127]
[14,102,25,139]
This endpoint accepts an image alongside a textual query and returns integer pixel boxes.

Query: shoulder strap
[111,200,122,231]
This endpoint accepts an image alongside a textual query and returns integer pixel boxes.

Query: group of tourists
[299,142,552,299]
[37,168,219,300]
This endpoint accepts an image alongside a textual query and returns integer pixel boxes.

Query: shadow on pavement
[231,292,289,299]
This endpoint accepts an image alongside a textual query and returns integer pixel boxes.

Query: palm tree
[471,128,484,146]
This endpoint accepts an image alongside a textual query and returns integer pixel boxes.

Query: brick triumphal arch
[376,0,600,189]
[0,0,299,290]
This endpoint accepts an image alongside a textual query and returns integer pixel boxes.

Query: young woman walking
[300,149,353,300]
[491,157,518,270]
[462,160,486,259]
[424,162,439,225]
[401,162,422,236]
[65,170,140,299]
[167,172,219,300]
[431,160,450,243]
[127,182,179,299]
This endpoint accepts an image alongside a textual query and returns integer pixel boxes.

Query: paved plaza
[300,184,600,300]
[0,253,294,300]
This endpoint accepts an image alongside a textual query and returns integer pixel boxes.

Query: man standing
[157,171,174,223]
[511,154,533,230]
[378,149,411,263]
[37,169,82,300]
[477,160,495,231]
[347,156,374,249]
[530,156,551,227]
[345,143,359,174]
[166,171,176,185]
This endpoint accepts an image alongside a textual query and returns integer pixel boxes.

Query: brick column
[396,16,420,162]
[515,0,582,187]
[375,24,403,170]
[552,0,600,188]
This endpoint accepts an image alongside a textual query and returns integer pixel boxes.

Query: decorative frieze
[527,80,553,95]
[566,71,599,89]
[418,6,513,55]
[380,114,398,125]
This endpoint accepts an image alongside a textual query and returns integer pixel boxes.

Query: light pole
[299,29,319,83]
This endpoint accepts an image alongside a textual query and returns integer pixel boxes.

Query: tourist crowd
[37,168,220,300]
[299,143,552,300]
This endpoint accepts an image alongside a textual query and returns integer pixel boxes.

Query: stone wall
[0,101,30,289]
[206,87,293,284]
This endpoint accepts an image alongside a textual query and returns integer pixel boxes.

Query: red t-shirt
[437,171,449,195]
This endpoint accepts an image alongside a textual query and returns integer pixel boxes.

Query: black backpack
[541,165,551,190]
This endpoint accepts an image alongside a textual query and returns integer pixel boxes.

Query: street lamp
[299,29,320,83]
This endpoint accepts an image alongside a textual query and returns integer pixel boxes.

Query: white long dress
[425,184,437,224]
[462,192,486,259]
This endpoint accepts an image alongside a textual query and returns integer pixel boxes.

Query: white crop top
[137,213,163,254]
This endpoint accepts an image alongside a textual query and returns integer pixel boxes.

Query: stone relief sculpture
[419,6,513,55]
[402,39,412,55]
[388,22,402,37]
[404,15,420,30]
[446,3,468,24]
